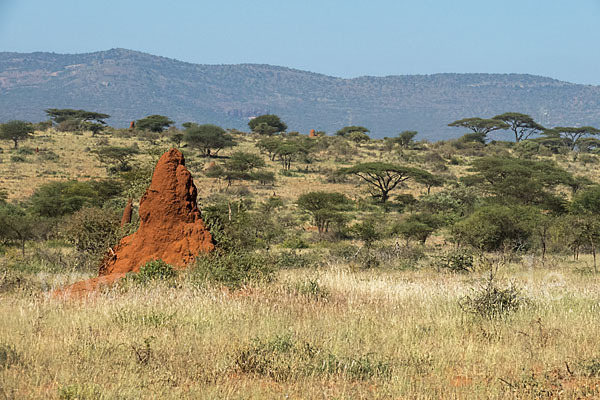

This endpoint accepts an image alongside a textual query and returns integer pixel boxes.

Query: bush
[127,259,176,285]
[459,276,527,319]
[293,278,329,300]
[435,249,474,273]
[192,252,275,289]
[10,154,27,163]
[0,343,19,369]
[58,206,121,256]
[276,250,316,269]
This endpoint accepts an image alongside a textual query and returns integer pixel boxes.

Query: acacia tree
[45,109,110,124]
[0,203,36,257]
[396,130,418,148]
[136,115,174,133]
[93,146,140,173]
[546,126,600,151]
[448,118,508,142]
[492,112,545,143]
[335,126,369,137]
[0,120,34,148]
[297,191,350,234]
[248,114,287,135]
[570,185,600,271]
[275,142,307,170]
[339,162,431,203]
[184,123,236,157]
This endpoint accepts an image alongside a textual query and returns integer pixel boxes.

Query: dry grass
[2,256,600,399]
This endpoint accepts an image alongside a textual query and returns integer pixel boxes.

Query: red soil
[54,148,214,298]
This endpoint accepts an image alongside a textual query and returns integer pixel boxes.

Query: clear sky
[1,0,599,84]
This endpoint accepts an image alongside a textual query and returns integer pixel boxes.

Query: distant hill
[1,48,599,140]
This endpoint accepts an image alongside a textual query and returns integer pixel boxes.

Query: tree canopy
[448,117,508,140]
[136,115,174,133]
[492,112,544,142]
[184,123,236,157]
[248,114,287,135]
[339,162,432,203]
[297,191,351,234]
[335,126,369,137]
[0,120,34,148]
[45,108,110,125]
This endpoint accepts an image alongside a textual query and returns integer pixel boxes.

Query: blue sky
[1,0,599,84]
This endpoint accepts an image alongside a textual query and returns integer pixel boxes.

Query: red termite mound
[120,198,133,227]
[54,148,214,297]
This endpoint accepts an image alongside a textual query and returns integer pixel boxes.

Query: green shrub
[0,343,19,369]
[276,250,316,269]
[192,252,275,289]
[435,249,474,273]
[293,278,329,300]
[459,276,527,319]
[16,146,35,155]
[281,235,309,249]
[10,154,27,163]
[127,259,176,285]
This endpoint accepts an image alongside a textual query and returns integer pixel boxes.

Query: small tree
[275,142,307,170]
[547,126,600,151]
[0,120,34,148]
[0,202,35,256]
[335,126,369,137]
[257,137,283,161]
[45,108,110,124]
[570,186,600,271]
[248,114,287,135]
[184,124,236,157]
[396,130,418,148]
[297,191,350,234]
[339,162,431,203]
[349,131,370,144]
[393,213,442,245]
[492,112,545,143]
[448,117,508,141]
[93,146,140,173]
[136,115,174,133]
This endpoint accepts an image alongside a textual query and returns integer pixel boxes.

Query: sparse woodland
[2,112,600,398]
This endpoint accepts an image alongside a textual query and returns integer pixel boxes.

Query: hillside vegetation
[2,118,600,398]
[2,49,600,139]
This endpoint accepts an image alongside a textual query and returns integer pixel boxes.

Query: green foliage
[460,276,527,319]
[448,117,508,140]
[492,112,545,142]
[546,126,600,150]
[348,131,370,143]
[128,259,176,285]
[294,278,329,300]
[0,202,38,256]
[396,130,418,148]
[0,120,34,148]
[297,191,351,234]
[275,141,308,170]
[184,123,236,156]
[193,252,275,289]
[257,137,283,160]
[393,213,443,245]
[92,146,140,173]
[58,206,120,256]
[462,157,572,210]
[136,114,174,133]
[0,343,19,369]
[335,125,369,137]
[340,162,431,203]
[248,114,287,134]
[29,179,122,218]
[45,108,110,124]
[434,249,474,273]
[452,204,535,252]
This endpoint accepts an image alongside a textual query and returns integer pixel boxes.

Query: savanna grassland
[2,124,600,399]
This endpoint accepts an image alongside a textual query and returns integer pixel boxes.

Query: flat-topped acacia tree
[339,162,433,203]
[492,112,545,143]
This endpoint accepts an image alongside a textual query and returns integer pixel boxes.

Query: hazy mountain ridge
[1,48,599,139]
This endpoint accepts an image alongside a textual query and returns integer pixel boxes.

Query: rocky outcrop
[54,148,214,297]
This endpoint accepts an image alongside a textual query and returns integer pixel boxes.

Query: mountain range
[1,48,599,140]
